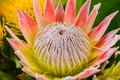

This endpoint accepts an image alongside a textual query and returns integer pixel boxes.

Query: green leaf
[0,71,18,80]
[23,74,35,80]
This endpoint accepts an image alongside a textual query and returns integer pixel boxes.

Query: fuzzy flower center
[33,22,91,77]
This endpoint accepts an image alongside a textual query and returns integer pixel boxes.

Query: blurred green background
[0,0,120,80]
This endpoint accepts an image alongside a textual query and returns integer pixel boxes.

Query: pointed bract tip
[115,28,120,32]
[110,10,119,18]
[108,28,120,35]
[6,37,10,42]
[33,0,37,3]
[85,0,91,7]
[118,27,120,30]
[115,10,119,14]
[115,35,120,41]
[16,9,21,13]
[5,25,20,43]
[56,2,62,8]
[5,25,11,34]
[55,2,64,22]
[44,0,55,23]
[6,38,19,51]
[55,2,63,13]
[16,9,20,13]
[94,3,101,10]
[16,9,24,21]
[64,0,76,23]
[87,0,91,4]
[16,9,22,16]
[111,28,120,35]
[5,25,8,30]
[116,46,119,50]
[33,0,40,10]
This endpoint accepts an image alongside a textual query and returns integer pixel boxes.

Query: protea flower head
[6,0,120,79]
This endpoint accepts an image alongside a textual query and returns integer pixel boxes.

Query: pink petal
[5,26,32,53]
[6,38,29,60]
[19,60,28,68]
[55,3,64,22]
[96,29,120,52]
[5,26,21,43]
[17,10,38,46]
[6,38,40,71]
[75,66,100,79]
[23,67,46,80]
[7,39,30,66]
[44,0,55,23]
[6,27,40,73]
[88,11,118,42]
[93,48,117,66]
[35,74,46,80]
[5,26,39,69]
[75,0,91,28]
[64,0,76,23]
[6,38,30,67]
[97,28,120,43]
[62,76,76,80]
[83,3,101,34]
[33,0,44,27]
[16,52,31,69]
[6,38,20,51]
[22,67,36,78]
[15,51,25,61]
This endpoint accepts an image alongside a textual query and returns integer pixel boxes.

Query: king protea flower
[5,0,120,79]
